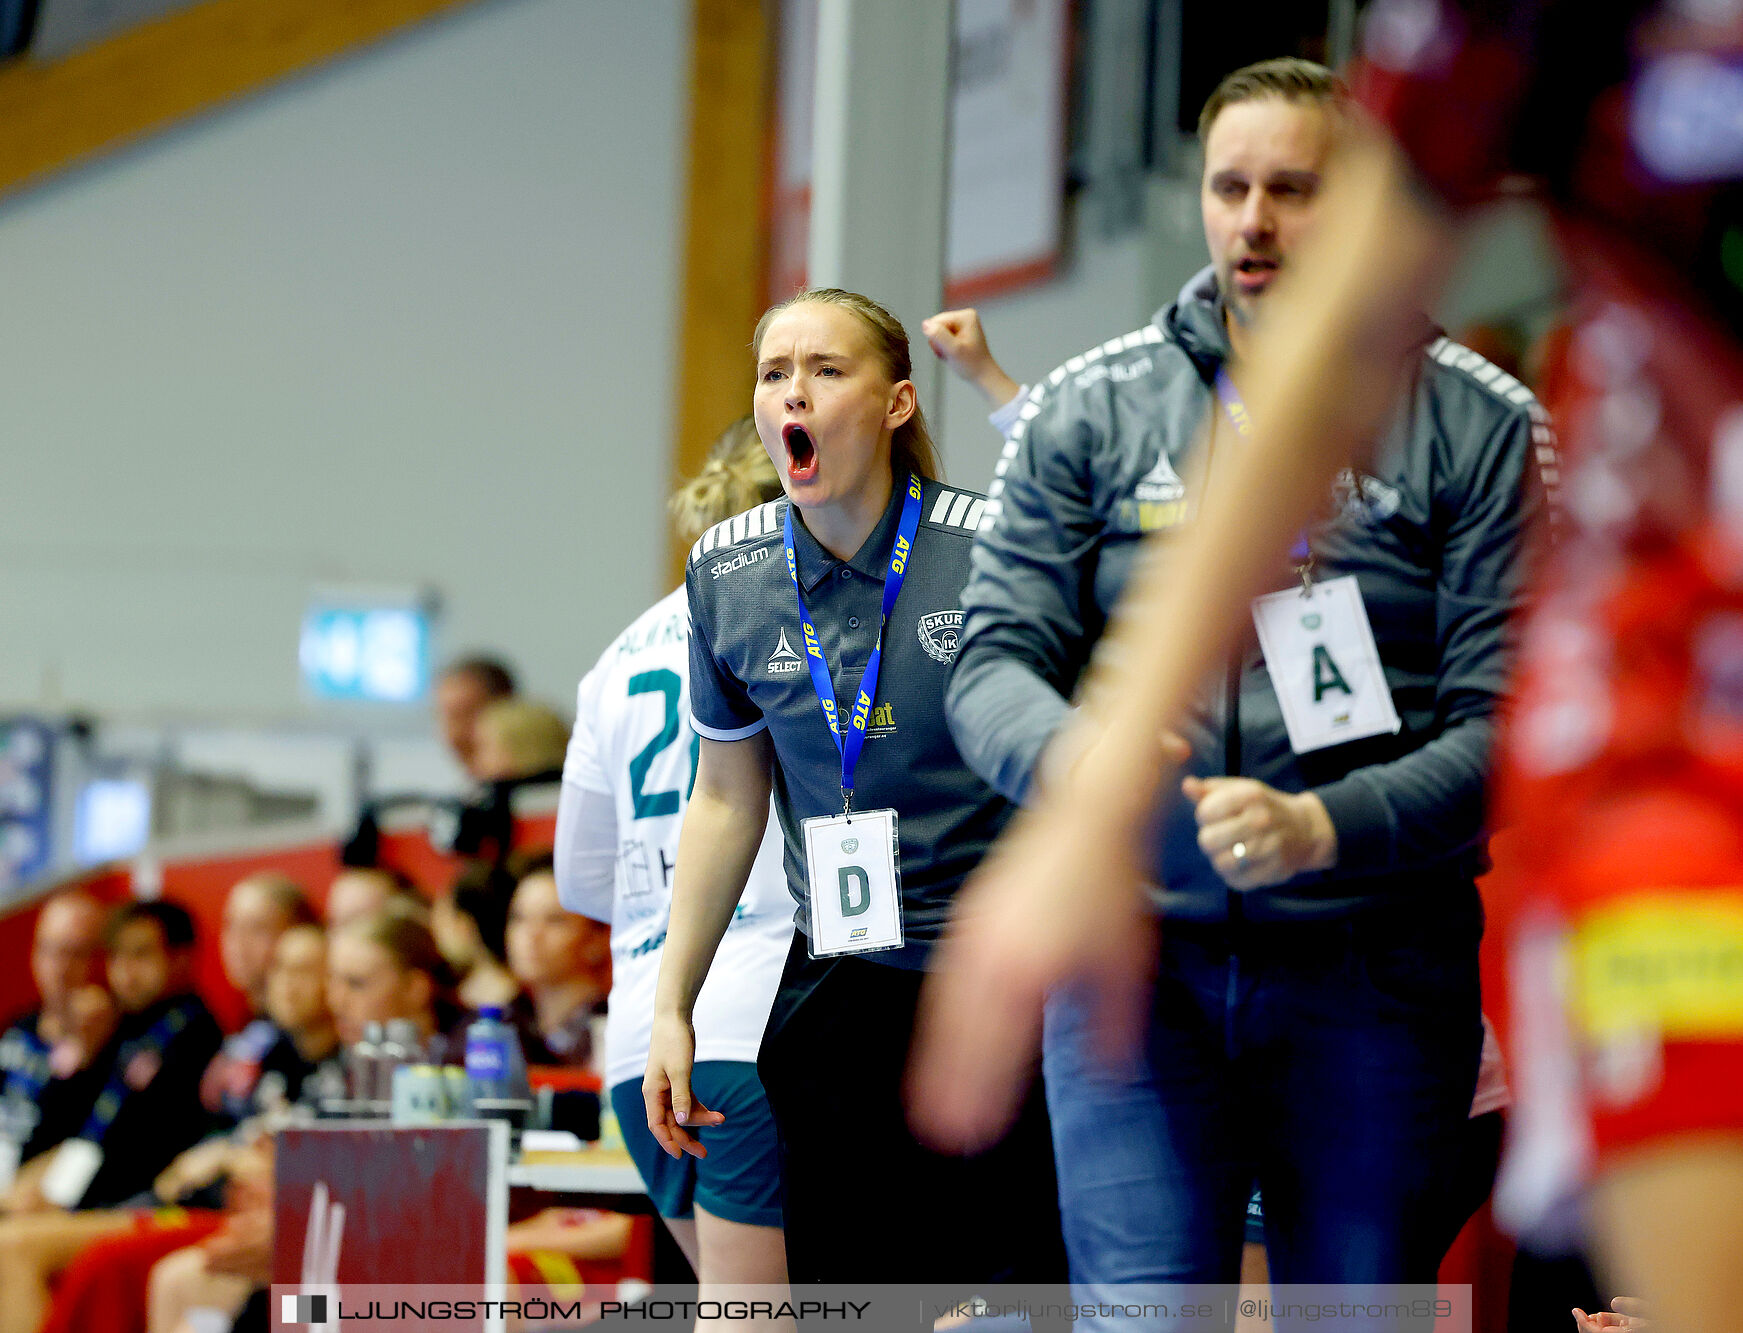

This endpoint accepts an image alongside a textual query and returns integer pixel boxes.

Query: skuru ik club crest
[918,610,963,664]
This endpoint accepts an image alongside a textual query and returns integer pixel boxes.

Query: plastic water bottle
[378,1019,419,1104]
[348,1021,386,1116]
[464,1005,530,1105]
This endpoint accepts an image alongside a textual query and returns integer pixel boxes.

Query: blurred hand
[909,725,1186,1153]
[201,1206,273,1284]
[643,1013,723,1161]
[222,1138,275,1213]
[1573,1298,1651,1331]
[922,309,1022,408]
[908,801,1157,1153]
[1,1174,49,1215]
[154,1138,237,1204]
[1182,775,1337,890]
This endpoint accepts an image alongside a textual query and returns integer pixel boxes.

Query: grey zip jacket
[946,268,1552,922]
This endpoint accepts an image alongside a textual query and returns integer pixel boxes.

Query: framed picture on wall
[768,0,1070,305]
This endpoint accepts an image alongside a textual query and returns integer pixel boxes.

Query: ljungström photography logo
[280,1293,329,1325]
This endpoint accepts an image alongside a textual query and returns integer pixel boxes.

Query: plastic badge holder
[802,807,905,959]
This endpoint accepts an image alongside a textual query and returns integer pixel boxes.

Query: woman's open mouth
[782,422,819,482]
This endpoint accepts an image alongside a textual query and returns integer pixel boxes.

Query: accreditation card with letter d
[802,808,904,958]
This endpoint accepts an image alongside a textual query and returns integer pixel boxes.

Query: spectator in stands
[29,925,342,1333]
[258,925,341,1104]
[436,655,517,781]
[217,874,313,1019]
[504,851,607,1069]
[1,891,110,1165]
[327,911,461,1055]
[95,921,463,1333]
[201,875,316,1122]
[323,867,425,933]
[72,904,223,1207]
[472,699,570,784]
[431,861,520,1011]
[0,903,221,1333]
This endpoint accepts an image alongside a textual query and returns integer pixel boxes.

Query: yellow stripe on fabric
[523,1249,586,1294]
[1572,893,1743,1039]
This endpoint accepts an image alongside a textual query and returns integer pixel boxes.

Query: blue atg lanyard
[784,471,924,815]
[0,1022,52,1106]
[79,997,195,1142]
[1214,369,1314,587]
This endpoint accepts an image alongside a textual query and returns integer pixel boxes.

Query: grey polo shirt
[686,475,1008,963]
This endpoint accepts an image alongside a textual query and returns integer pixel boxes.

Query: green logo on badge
[841,838,859,855]
[1301,613,1322,630]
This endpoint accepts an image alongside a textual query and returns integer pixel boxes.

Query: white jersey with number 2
[555,586,794,1090]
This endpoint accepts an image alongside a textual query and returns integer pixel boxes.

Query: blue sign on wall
[0,718,55,892]
[299,603,432,704]
[74,778,152,866]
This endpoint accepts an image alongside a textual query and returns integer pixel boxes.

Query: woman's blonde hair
[752,287,943,482]
[476,698,569,778]
[668,416,783,542]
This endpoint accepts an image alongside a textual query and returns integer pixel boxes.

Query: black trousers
[757,934,1068,1288]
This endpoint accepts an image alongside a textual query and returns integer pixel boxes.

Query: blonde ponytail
[669,415,784,542]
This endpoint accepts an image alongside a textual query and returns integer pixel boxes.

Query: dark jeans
[758,935,1068,1288]
[1042,898,1483,1331]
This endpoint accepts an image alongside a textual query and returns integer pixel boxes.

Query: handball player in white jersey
[554,418,794,1291]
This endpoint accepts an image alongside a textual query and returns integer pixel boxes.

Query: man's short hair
[106,900,197,951]
[1197,57,1346,145]
[441,655,516,700]
[232,872,318,926]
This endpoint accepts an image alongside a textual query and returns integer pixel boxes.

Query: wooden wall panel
[0,0,485,198]
[667,0,773,581]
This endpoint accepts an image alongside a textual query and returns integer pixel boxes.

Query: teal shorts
[610,1062,784,1228]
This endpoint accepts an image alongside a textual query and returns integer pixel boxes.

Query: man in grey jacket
[929,58,1548,1311]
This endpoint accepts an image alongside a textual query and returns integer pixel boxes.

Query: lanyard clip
[841,787,854,818]
[1297,556,1316,598]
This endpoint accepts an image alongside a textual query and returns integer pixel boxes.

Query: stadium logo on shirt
[917,610,963,664]
[766,627,805,676]
[710,546,771,578]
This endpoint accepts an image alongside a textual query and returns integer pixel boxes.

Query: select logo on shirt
[767,627,804,676]
[917,610,962,664]
[710,546,771,578]
[1120,450,1189,532]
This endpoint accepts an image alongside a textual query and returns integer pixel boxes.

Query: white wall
[0,0,689,734]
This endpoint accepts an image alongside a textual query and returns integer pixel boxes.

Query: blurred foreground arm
[910,128,1461,1151]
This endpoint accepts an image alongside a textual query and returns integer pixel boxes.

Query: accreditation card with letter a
[802,807,904,958]
[1251,574,1402,754]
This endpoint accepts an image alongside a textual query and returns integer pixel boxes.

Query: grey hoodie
[945,268,1551,923]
